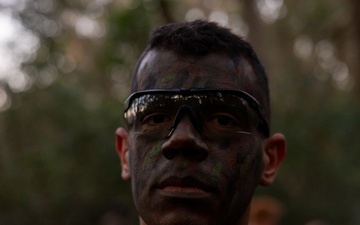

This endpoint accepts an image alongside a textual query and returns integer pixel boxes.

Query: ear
[260,133,286,186]
[116,127,131,181]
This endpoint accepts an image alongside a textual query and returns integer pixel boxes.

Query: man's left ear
[260,133,286,186]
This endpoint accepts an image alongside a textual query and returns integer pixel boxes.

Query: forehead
[135,49,257,92]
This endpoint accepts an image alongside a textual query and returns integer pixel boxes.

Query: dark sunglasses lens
[124,94,178,129]
[124,92,259,137]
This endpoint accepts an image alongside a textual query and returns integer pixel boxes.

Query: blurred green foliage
[1,0,360,225]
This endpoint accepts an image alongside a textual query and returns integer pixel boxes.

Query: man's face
[127,50,266,225]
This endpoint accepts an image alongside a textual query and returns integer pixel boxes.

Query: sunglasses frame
[124,88,269,137]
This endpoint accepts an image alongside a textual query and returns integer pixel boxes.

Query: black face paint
[219,139,231,150]
[172,69,190,88]
[236,153,246,164]
[191,76,202,88]
[143,72,158,89]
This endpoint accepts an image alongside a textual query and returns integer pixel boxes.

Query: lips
[156,176,215,198]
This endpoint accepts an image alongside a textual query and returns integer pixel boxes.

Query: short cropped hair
[131,20,271,126]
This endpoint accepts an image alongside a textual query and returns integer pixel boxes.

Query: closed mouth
[156,176,215,198]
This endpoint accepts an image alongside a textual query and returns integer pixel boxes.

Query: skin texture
[116,49,286,225]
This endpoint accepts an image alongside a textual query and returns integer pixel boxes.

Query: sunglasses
[124,89,269,139]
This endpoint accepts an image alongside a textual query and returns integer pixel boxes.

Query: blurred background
[0,0,360,224]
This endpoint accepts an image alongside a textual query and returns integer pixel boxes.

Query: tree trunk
[348,0,360,96]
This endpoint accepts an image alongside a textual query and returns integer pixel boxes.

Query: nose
[161,115,208,161]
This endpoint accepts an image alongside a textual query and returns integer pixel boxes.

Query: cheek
[215,138,264,187]
[129,137,163,187]
[219,139,231,150]
[208,140,237,186]
[211,162,224,186]
[237,138,264,177]
[142,141,163,171]
[130,140,162,172]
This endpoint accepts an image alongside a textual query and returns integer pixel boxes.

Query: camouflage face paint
[159,74,176,88]
[197,79,207,88]
[142,141,162,171]
[229,191,241,212]
[236,137,264,178]
[190,76,207,88]
[219,139,231,150]
[172,69,190,88]
[182,159,190,169]
[142,72,158,90]
[212,162,223,186]
[237,153,253,177]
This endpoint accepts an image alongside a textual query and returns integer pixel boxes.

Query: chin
[141,209,212,225]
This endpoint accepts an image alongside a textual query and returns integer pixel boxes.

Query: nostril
[162,148,179,160]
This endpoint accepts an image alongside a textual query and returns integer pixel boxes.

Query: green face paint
[197,79,207,88]
[142,141,162,171]
[237,154,252,177]
[229,191,241,210]
[182,160,190,169]
[237,136,262,176]
[159,74,176,88]
[212,162,223,186]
